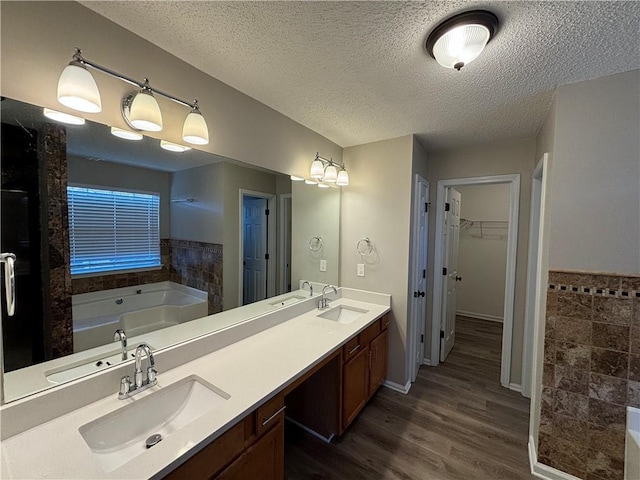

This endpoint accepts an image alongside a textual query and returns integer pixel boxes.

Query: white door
[243,197,267,305]
[440,188,461,362]
[410,176,429,382]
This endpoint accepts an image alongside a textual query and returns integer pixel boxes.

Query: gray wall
[427,137,536,386]
[547,69,640,273]
[67,156,172,238]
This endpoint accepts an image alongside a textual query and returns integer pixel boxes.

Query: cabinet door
[369,330,388,395]
[217,418,284,480]
[342,347,369,429]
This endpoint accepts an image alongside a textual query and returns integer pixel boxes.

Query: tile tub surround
[538,270,640,480]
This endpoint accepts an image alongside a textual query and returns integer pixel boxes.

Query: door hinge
[264,253,270,260]
[425,202,430,213]
[440,331,444,339]
[445,202,450,212]
[420,334,424,343]
[265,209,270,216]
[422,269,426,279]
[442,267,447,276]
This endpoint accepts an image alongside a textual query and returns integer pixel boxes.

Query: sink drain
[146,433,162,449]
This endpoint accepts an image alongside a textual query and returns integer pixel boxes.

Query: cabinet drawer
[343,336,362,361]
[256,392,285,437]
[360,319,381,347]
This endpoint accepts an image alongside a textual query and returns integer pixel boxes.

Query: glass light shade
[336,170,350,186]
[304,179,318,185]
[432,24,491,69]
[57,63,102,113]
[310,159,325,179]
[317,183,330,189]
[43,108,85,125]
[160,140,191,153]
[324,164,338,183]
[290,175,305,181]
[129,90,163,131]
[182,110,209,145]
[110,127,143,140]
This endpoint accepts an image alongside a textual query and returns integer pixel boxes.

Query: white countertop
[1,291,390,479]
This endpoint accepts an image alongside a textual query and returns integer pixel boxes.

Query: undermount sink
[45,345,155,384]
[317,305,369,324]
[79,375,230,473]
[269,295,306,307]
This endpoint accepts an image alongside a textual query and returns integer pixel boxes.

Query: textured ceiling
[81,1,640,151]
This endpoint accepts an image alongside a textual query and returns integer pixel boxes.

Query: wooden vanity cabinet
[341,314,389,431]
[163,393,285,480]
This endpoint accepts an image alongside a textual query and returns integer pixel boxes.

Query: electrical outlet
[320,259,327,272]
[357,263,365,277]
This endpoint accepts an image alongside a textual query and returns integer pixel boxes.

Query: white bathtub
[73,281,208,352]
[627,406,640,480]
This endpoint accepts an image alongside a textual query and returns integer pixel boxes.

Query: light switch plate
[357,263,365,277]
[320,259,327,272]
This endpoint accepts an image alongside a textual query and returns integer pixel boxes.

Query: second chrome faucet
[118,342,157,400]
[318,284,338,309]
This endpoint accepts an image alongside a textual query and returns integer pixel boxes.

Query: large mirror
[0,97,341,402]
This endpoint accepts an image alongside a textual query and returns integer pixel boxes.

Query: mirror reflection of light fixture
[425,10,498,71]
[290,175,305,181]
[110,126,143,141]
[56,48,209,144]
[318,183,330,189]
[305,179,318,185]
[160,140,191,153]
[43,108,85,125]
[308,153,349,186]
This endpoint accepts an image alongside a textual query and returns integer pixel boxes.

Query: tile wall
[538,270,640,480]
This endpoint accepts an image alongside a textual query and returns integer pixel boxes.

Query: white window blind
[67,186,161,275]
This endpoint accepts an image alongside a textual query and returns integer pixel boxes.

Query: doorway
[430,174,520,389]
[239,191,276,306]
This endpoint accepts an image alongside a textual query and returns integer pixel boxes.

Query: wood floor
[284,316,533,480]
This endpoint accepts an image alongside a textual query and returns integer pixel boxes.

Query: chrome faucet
[118,342,157,399]
[113,329,127,361]
[301,281,313,297]
[319,284,338,309]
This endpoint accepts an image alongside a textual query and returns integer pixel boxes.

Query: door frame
[430,174,520,389]
[408,174,429,382]
[238,189,277,306]
[278,193,292,295]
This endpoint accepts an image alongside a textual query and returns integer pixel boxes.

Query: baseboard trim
[509,382,522,393]
[285,417,334,444]
[422,358,432,366]
[383,379,411,394]
[456,310,503,323]
[528,436,582,480]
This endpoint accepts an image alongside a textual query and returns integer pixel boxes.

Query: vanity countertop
[0,292,390,479]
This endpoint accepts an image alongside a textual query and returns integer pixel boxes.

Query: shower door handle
[0,253,16,316]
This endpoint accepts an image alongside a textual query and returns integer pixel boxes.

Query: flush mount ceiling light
[57,48,210,144]
[309,153,349,186]
[426,10,498,71]
[43,108,85,125]
[110,126,143,141]
[160,140,191,153]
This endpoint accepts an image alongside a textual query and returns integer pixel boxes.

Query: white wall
[0,1,342,179]
[169,163,224,244]
[455,184,510,321]
[547,69,640,273]
[68,156,172,238]
[291,182,341,289]
[427,137,536,385]
[341,135,414,386]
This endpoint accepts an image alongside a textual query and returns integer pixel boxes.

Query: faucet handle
[147,366,157,384]
[119,375,131,399]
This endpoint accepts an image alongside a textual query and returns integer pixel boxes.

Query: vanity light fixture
[56,48,210,144]
[309,153,349,186]
[110,127,143,141]
[425,10,499,71]
[160,140,191,153]
[43,108,85,125]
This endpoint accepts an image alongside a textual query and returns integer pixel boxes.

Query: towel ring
[356,237,373,256]
[309,236,323,252]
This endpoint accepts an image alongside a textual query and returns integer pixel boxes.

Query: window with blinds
[67,186,161,275]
